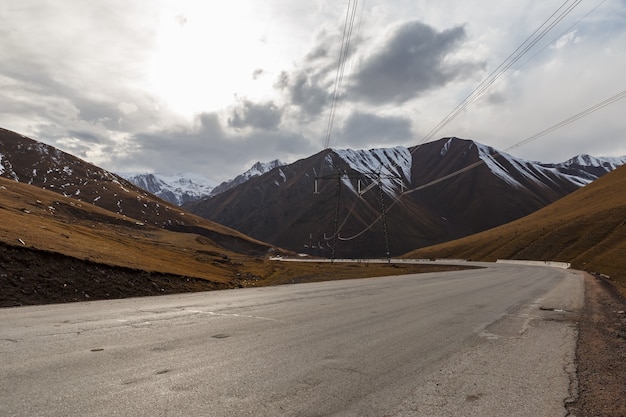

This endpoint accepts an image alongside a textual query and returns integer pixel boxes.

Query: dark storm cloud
[252,69,265,80]
[350,21,484,104]
[337,112,413,147]
[227,100,282,130]
[274,27,361,119]
[275,71,331,118]
[67,130,106,144]
[111,112,316,181]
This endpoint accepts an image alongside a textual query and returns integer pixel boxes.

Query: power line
[337,87,626,241]
[515,0,608,70]
[323,0,361,152]
[416,0,583,148]
[329,0,589,243]
[316,0,597,253]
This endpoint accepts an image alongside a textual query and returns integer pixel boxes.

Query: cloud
[252,69,265,80]
[118,102,139,115]
[175,14,188,27]
[227,99,282,130]
[273,26,360,119]
[350,20,484,104]
[336,112,413,148]
[275,70,331,118]
[108,112,317,181]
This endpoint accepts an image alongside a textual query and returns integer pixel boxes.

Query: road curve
[0,263,583,416]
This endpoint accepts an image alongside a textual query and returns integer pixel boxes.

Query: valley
[185,137,626,258]
[1,127,626,415]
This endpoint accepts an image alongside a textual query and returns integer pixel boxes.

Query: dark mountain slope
[0,127,270,255]
[405,163,626,290]
[188,137,624,258]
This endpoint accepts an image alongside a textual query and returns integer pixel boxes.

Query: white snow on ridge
[561,154,626,169]
[440,138,453,157]
[474,142,626,190]
[475,143,525,188]
[0,153,4,175]
[246,160,284,178]
[333,146,412,195]
[121,160,284,205]
[121,172,217,205]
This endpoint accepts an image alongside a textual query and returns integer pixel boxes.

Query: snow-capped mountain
[0,127,275,256]
[332,147,411,195]
[210,159,285,196]
[187,137,626,258]
[0,127,202,229]
[122,160,285,206]
[471,141,626,189]
[121,172,216,205]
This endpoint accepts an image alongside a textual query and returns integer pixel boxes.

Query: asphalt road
[0,263,583,417]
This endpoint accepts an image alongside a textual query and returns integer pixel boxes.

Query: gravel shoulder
[567,273,626,416]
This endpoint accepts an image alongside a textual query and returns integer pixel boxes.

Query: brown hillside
[0,176,265,282]
[404,164,626,290]
[0,176,461,306]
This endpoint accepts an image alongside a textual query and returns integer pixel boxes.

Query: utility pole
[314,170,401,262]
[376,173,392,263]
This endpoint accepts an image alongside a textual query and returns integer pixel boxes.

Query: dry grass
[0,178,244,283]
[404,165,626,294]
[0,177,466,297]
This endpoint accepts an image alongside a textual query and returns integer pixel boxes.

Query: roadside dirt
[0,242,233,307]
[567,273,626,417]
[0,242,470,307]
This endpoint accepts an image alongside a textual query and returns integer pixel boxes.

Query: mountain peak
[209,159,286,197]
[121,172,216,205]
[248,159,284,177]
[188,137,625,258]
[562,154,626,169]
[331,146,412,196]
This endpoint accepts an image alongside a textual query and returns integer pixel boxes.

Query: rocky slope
[187,137,625,258]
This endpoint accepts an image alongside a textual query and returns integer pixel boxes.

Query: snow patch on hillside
[121,172,216,205]
[476,144,526,188]
[440,138,453,156]
[247,160,284,178]
[475,142,626,190]
[562,154,626,170]
[334,146,412,195]
[211,159,285,196]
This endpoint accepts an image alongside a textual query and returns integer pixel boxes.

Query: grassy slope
[0,176,463,302]
[404,164,626,289]
[0,176,250,283]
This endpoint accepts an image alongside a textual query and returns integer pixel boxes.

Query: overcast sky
[1,0,625,181]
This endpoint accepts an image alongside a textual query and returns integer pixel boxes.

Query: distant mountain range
[186,137,626,258]
[121,160,284,205]
[0,127,270,255]
[2,125,626,308]
[120,172,216,205]
[2,126,624,260]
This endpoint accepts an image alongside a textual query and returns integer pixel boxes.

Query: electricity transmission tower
[314,170,402,263]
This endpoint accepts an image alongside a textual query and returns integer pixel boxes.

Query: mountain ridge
[121,172,216,205]
[187,137,626,258]
[404,163,626,290]
[122,159,285,205]
[0,127,271,255]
